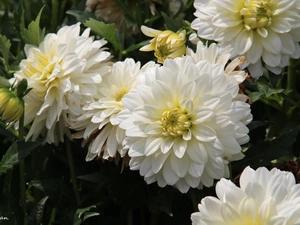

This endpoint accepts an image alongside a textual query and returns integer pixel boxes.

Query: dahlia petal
[246,33,263,64]
[173,138,187,158]
[128,138,146,157]
[174,179,190,193]
[141,25,162,37]
[187,140,208,164]
[192,124,217,142]
[262,51,281,67]
[140,157,152,176]
[247,60,263,78]
[271,17,291,33]
[151,152,170,174]
[170,153,189,178]
[162,158,180,185]
[272,0,295,15]
[212,12,242,27]
[221,203,243,224]
[144,137,163,156]
[235,29,253,55]
[257,27,268,38]
[262,31,282,54]
[188,163,205,177]
[161,137,175,154]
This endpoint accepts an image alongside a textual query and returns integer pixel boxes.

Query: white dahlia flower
[191,0,300,77]
[118,56,252,193]
[186,41,248,84]
[191,166,300,225]
[70,58,157,161]
[14,23,111,144]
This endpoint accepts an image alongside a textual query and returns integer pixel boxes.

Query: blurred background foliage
[0,0,300,224]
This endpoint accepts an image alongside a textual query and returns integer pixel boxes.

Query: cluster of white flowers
[13,19,253,194]
[9,0,300,224]
[13,0,299,199]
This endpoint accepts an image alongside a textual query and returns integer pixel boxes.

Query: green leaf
[73,205,100,225]
[0,76,11,88]
[161,11,185,32]
[248,91,264,102]
[257,82,284,97]
[235,125,300,168]
[28,196,49,224]
[20,6,45,46]
[0,141,42,175]
[0,34,11,71]
[0,141,18,174]
[66,10,97,23]
[122,40,150,54]
[84,18,122,52]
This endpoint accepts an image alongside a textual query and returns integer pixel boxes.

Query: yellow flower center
[24,49,62,98]
[161,107,191,137]
[115,87,127,102]
[240,0,272,30]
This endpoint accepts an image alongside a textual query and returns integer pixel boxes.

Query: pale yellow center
[161,107,191,137]
[115,87,127,102]
[240,0,272,30]
[24,51,61,98]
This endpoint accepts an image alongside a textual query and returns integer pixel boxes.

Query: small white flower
[191,0,300,77]
[191,166,300,225]
[118,56,252,193]
[14,23,111,144]
[70,58,157,161]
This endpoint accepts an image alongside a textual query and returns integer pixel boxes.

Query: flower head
[0,87,24,123]
[70,58,157,161]
[191,0,300,77]
[191,166,300,225]
[14,23,111,144]
[140,25,187,63]
[118,56,252,193]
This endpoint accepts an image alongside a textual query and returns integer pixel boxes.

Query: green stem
[0,121,19,138]
[48,207,57,225]
[127,209,133,225]
[23,0,32,24]
[19,113,27,225]
[65,137,81,206]
[51,0,59,32]
[287,58,298,91]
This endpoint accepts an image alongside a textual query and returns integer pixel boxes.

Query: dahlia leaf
[28,196,49,224]
[0,141,42,175]
[73,205,100,225]
[0,34,11,71]
[20,6,45,46]
[84,18,122,51]
[257,83,284,97]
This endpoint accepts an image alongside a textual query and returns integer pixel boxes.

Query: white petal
[235,29,253,55]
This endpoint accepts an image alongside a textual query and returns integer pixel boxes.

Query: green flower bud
[0,87,24,123]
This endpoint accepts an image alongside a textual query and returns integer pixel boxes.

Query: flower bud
[0,87,24,123]
[140,25,186,63]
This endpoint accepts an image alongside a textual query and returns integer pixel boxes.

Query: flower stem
[48,207,56,225]
[23,0,32,24]
[65,137,81,206]
[51,0,59,32]
[19,113,27,225]
[287,58,298,91]
[0,121,19,138]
